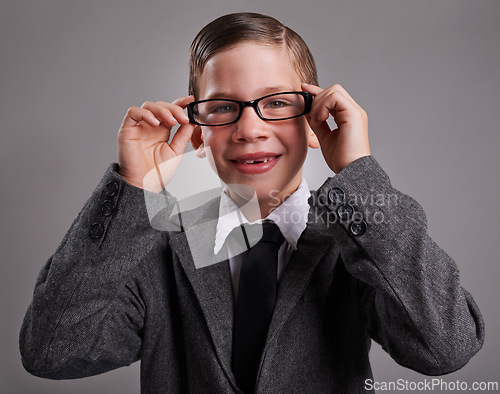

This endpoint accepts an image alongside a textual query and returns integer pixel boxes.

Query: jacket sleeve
[19,163,177,379]
[313,155,484,376]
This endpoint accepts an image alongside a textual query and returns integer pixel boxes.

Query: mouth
[229,152,282,174]
[232,156,279,165]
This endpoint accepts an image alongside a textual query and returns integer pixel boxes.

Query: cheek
[200,129,219,153]
[201,128,225,147]
[201,129,229,172]
[284,124,309,156]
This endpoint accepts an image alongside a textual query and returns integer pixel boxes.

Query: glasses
[187,91,313,126]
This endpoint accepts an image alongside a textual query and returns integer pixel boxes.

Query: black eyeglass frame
[187,91,313,126]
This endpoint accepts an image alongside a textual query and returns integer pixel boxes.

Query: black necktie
[232,221,285,393]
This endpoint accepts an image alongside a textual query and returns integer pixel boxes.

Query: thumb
[308,118,331,144]
[169,123,196,156]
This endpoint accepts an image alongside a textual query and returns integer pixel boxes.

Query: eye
[216,105,232,113]
[262,98,292,110]
[267,100,286,109]
[208,104,237,114]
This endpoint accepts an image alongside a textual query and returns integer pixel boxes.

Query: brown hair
[188,12,318,99]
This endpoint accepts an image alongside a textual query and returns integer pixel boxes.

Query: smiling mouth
[232,155,280,165]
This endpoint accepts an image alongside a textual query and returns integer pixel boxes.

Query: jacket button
[90,223,104,239]
[337,204,354,221]
[105,180,119,196]
[350,220,367,236]
[101,200,115,216]
[328,187,345,205]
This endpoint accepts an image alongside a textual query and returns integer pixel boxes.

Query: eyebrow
[203,86,296,101]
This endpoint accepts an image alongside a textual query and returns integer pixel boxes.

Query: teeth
[239,156,276,164]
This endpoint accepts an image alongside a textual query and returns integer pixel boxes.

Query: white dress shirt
[214,179,311,301]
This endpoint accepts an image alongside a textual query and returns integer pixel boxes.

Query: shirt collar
[214,179,311,254]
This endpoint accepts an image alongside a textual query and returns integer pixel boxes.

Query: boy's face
[192,42,319,211]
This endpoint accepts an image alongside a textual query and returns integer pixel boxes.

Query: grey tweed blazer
[20,156,484,393]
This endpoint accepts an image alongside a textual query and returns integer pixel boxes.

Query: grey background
[1,0,499,393]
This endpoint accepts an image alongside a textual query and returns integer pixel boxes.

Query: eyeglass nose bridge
[236,98,266,121]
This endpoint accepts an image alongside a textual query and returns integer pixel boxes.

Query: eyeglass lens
[192,93,306,126]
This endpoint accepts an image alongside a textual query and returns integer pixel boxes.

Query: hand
[301,83,370,173]
[117,96,195,192]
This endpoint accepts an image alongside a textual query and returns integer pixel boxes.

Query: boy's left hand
[301,83,370,173]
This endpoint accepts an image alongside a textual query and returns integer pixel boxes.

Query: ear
[306,124,320,149]
[190,126,206,158]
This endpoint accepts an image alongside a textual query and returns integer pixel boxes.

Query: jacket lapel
[168,198,237,386]
[264,206,336,352]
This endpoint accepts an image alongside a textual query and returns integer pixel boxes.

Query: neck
[228,180,302,222]
[226,190,263,222]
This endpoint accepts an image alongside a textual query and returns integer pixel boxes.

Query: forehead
[198,42,302,100]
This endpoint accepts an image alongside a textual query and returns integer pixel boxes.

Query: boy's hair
[188,12,318,99]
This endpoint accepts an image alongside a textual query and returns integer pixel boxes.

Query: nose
[232,106,271,143]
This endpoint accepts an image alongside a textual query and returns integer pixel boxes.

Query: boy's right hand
[117,96,196,192]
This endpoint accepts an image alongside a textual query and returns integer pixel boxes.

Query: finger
[301,83,324,97]
[304,83,360,110]
[325,84,361,110]
[171,96,195,124]
[121,106,161,128]
[156,100,191,125]
[303,83,340,122]
[310,90,354,126]
[141,101,181,127]
[168,123,196,156]
[328,84,359,107]
[172,95,195,107]
[302,83,331,125]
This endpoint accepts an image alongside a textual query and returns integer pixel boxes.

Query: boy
[20,12,484,393]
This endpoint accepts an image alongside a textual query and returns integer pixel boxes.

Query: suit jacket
[19,156,484,393]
